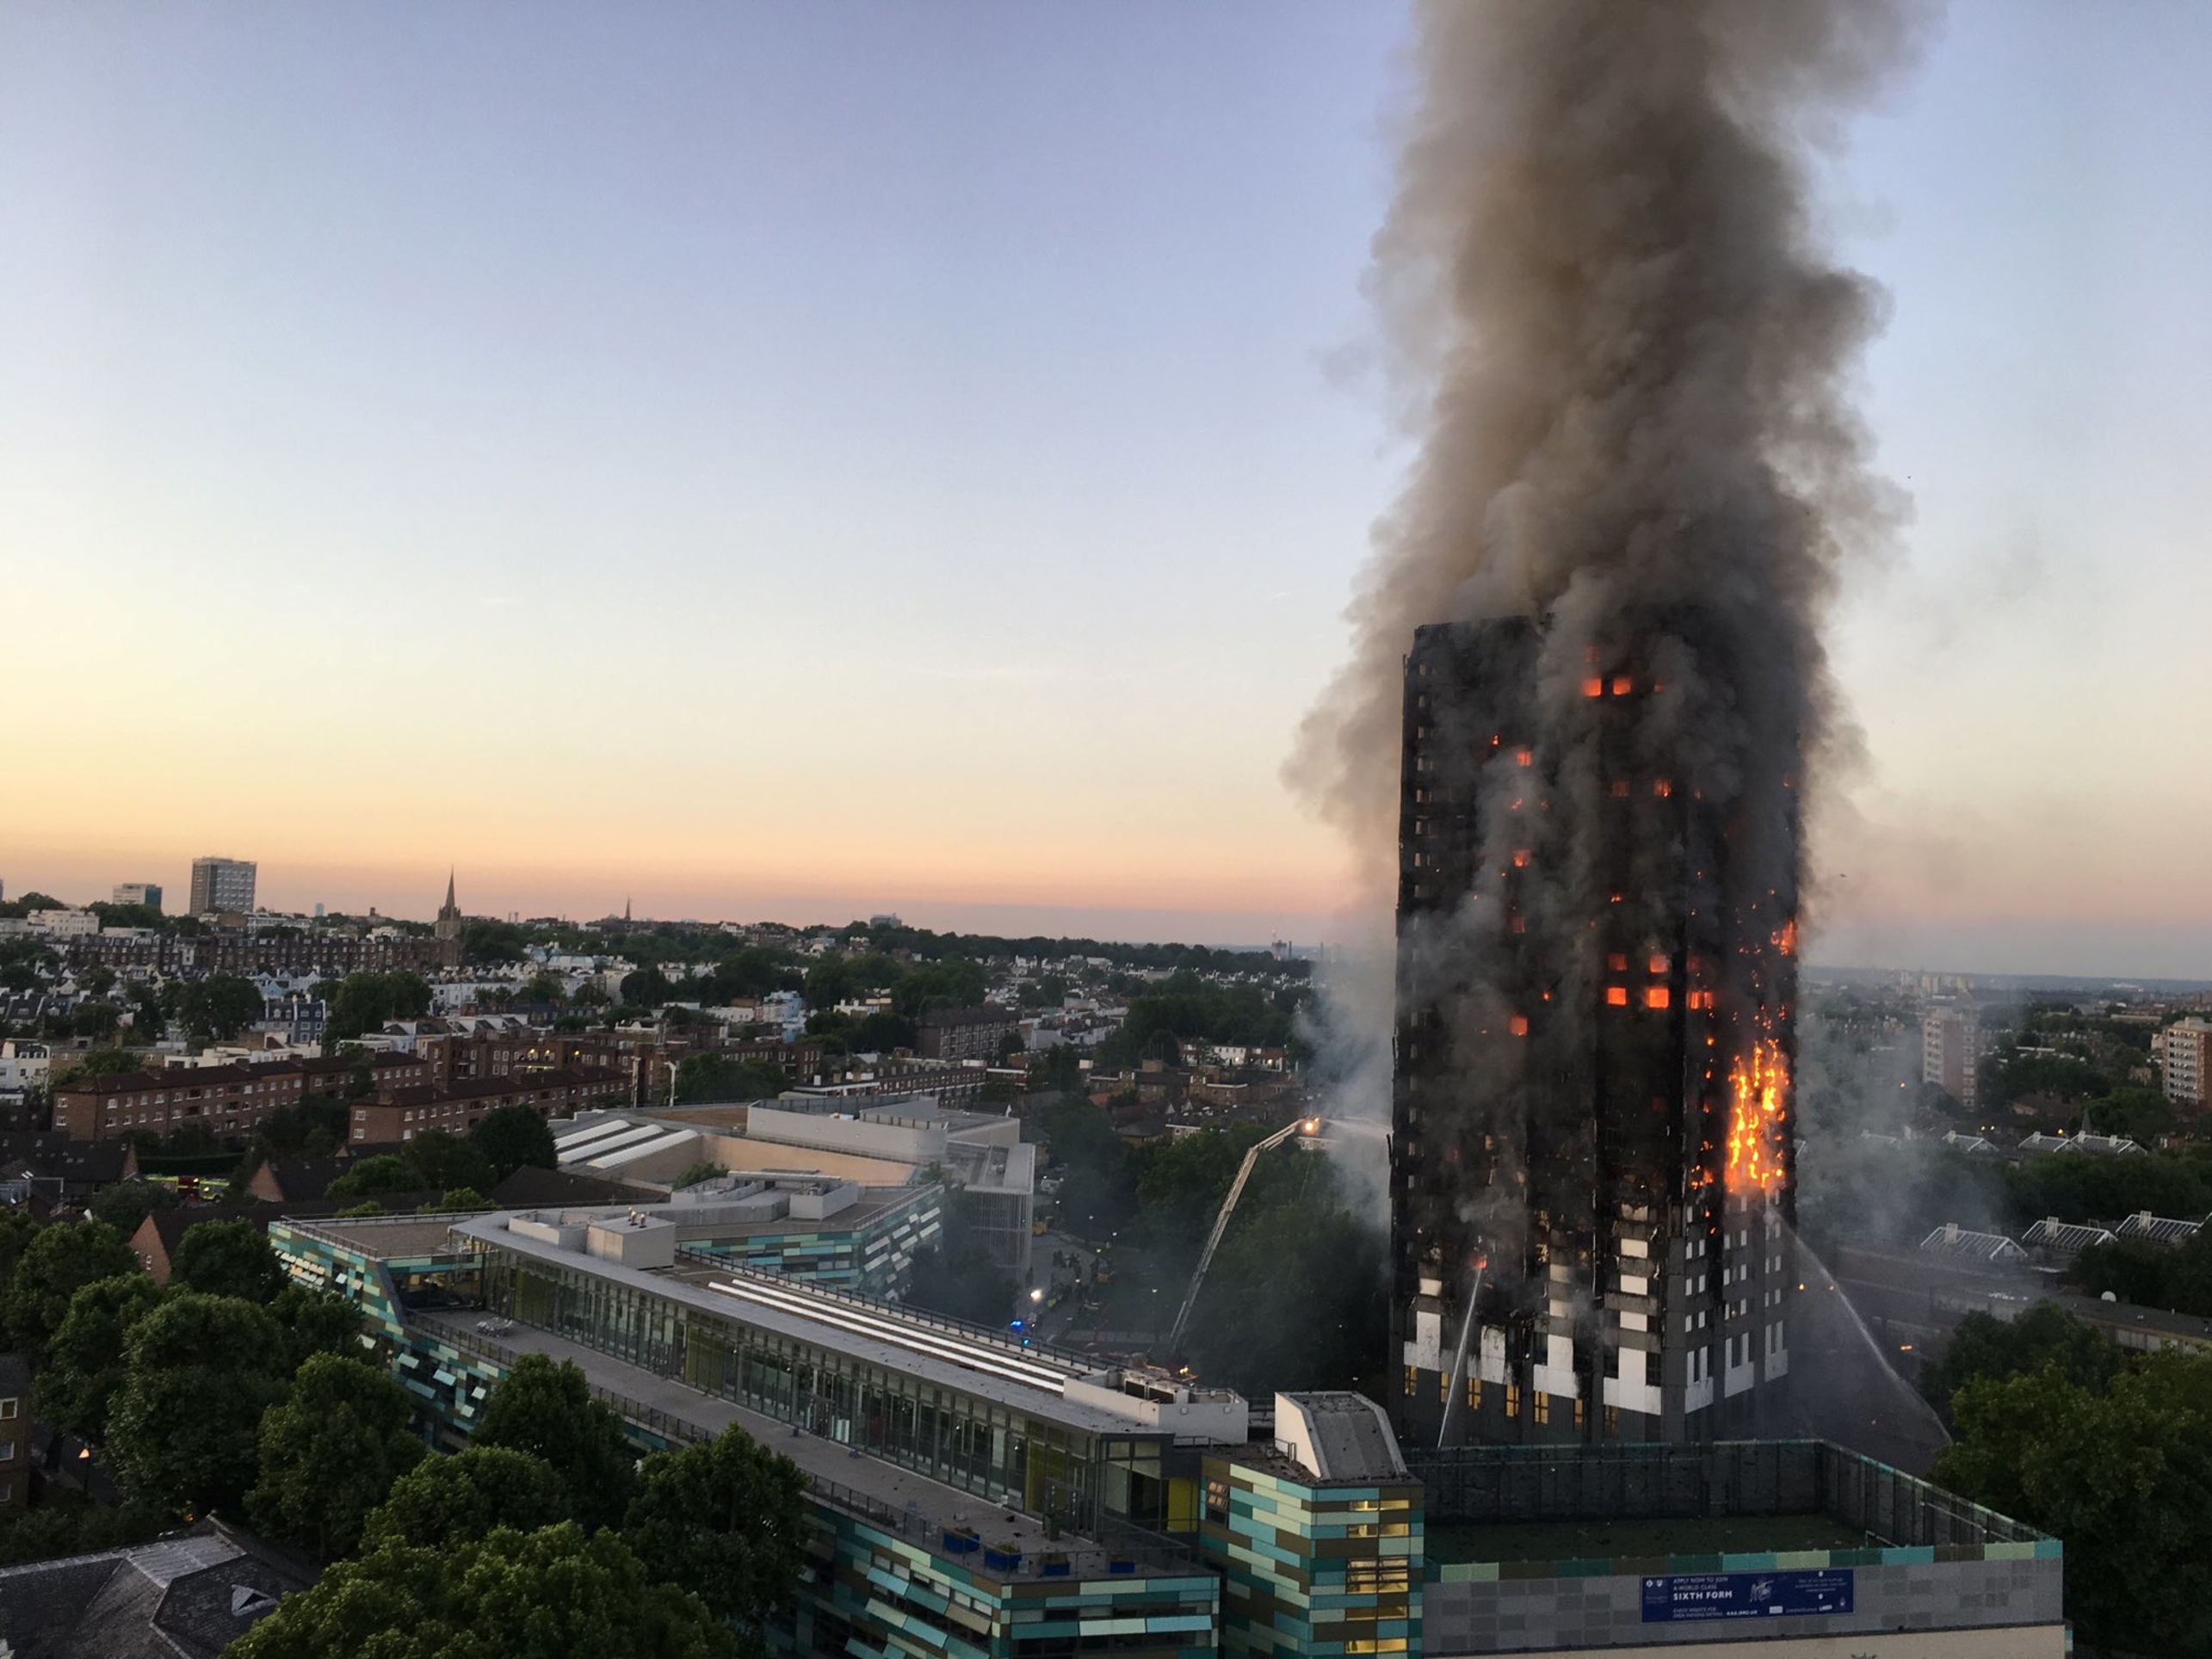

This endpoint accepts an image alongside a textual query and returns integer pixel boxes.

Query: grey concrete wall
[1422,1555,2062,1654]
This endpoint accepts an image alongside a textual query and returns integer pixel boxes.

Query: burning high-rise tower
[1284,2,1913,1445]
[1388,617,1798,1446]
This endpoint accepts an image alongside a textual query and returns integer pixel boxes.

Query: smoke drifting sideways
[1291,3,1926,1156]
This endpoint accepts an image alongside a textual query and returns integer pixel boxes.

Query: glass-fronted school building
[461,1212,1226,1535]
[265,1206,2067,1659]
[267,1208,1261,1658]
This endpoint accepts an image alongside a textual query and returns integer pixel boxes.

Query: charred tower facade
[1390,620,1798,1448]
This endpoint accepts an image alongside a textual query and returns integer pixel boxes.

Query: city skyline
[9,3,2212,974]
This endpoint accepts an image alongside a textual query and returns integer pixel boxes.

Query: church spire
[434,867,463,943]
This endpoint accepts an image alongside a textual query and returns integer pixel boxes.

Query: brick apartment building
[417,1026,632,1091]
[915,1004,1019,1063]
[65,930,460,976]
[349,1065,627,1145]
[53,1053,433,1143]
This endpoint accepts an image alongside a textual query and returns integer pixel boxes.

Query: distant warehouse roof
[2114,1211,2205,1249]
[1918,1224,2030,1267]
[2023,1217,2117,1259]
[1941,1131,2000,1156]
[2019,1132,2144,1156]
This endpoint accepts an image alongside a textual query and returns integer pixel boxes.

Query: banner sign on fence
[1640,1569,1854,1623]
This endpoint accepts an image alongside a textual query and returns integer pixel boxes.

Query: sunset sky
[6,3,2210,974]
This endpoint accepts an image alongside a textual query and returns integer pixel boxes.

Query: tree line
[1922,1301,2212,1657]
[0,1208,806,1656]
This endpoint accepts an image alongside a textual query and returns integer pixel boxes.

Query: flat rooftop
[442,1209,1239,1440]
[668,1185,922,1243]
[285,1214,478,1260]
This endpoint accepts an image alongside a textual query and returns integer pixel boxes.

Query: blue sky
[3,3,2209,974]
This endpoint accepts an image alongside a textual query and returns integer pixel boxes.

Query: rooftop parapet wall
[1405,1440,2046,1552]
[1408,1440,2061,1656]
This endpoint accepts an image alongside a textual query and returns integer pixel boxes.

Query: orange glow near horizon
[1726,1039,1789,1195]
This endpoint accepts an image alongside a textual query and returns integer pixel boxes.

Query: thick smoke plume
[1293,0,1917,895]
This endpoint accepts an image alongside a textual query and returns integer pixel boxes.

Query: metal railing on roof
[273,1213,486,1256]
[677,1253,1097,1373]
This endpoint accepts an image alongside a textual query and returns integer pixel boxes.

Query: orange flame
[1726,1039,1788,1194]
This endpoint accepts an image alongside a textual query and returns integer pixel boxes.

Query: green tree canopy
[890,956,989,1019]
[3,1219,140,1360]
[1919,1302,2125,1422]
[226,1523,738,1659]
[272,1284,369,1373]
[326,1155,423,1200]
[673,1053,788,1105]
[175,974,266,1045]
[622,1424,807,1625]
[1936,1352,2212,1656]
[71,1002,120,1041]
[401,1128,495,1195]
[64,1045,145,1082]
[1039,1095,1135,1237]
[171,1218,287,1304]
[1185,1203,1385,1397]
[108,1293,293,1514]
[90,1177,176,1239]
[361,1446,572,1553]
[508,969,563,1004]
[2076,1227,2212,1319]
[249,1353,426,1559]
[323,971,435,1049]
[459,918,530,965]
[620,966,673,1007]
[32,1273,164,1442]
[0,1210,40,1285]
[469,1102,559,1181]
[0,1488,172,1566]
[471,1354,639,1531]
